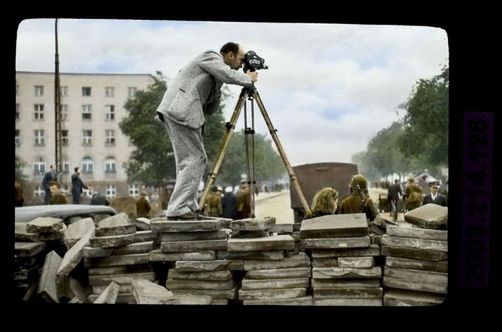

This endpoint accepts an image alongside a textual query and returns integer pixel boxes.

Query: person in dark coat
[90,191,110,206]
[221,186,237,219]
[422,183,447,206]
[42,164,58,204]
[71,166,90,204]
[387,179,403,221]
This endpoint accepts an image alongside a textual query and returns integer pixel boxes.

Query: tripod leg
[198,88,250,210]
[251,89,312,215]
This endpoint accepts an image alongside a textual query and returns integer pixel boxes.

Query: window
[34,130,45,145]
[62,130,69,145]
[105,158,116,174]
[129,184,139,198]
[60,86,68,97]
[105,130,115,145]
[16,104,20,120]
[34,186,44,197]
[82,130,92,145]
[105,87,115,97]
[82,157,93,174]
[34,85,44,97]
[33,158,45,175]
[82,104,92,120]
[61,104,68,121]
[82,87,92,96]
[128,87,137,98]
[34,104,44,120]
[15,129,20,146]
[106,184,117,198]
[105,105,115,120]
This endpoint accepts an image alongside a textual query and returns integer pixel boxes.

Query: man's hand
[245,70,258,82]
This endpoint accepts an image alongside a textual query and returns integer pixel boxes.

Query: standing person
[71,166,90,204]
[404,177,423,211]
[15,180,24,207]
[222,186,237,219]
[156,42,258,221]
[136,191,152,218]
[235,182,252,219]
[422,183,447,206]
[338,174,379,222]
[41,164,58,204]
[387,179,403,221]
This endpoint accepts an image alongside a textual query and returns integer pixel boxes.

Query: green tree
[217,130,286,188]
[398,66,448,168]
[119,72,175,187]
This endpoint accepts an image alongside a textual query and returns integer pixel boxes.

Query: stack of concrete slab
[381,205,448,306]
[301,213,383,306]
[83,213,156,304]
[14,217,67,302]
[151,218,233,304]
[225,218,310,305]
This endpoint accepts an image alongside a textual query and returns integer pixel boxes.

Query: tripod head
[243,50,268,72]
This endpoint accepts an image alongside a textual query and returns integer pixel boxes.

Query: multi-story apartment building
[15,71,155,204]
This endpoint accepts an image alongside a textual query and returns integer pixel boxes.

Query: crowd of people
[304,172,448,223]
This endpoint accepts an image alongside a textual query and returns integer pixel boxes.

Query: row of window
[16,104,116,121]
[15,129,117,146]
[32,158,122,175]
[33,183,141,199]
[19,85,138,98]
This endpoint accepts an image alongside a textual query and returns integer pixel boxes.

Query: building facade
[15,71,155,204]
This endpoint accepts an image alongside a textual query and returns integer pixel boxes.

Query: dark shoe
[167,211,200,221]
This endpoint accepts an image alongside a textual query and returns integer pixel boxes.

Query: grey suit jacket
[156,50,254,129]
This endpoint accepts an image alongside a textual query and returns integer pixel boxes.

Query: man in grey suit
[156,42,258,220]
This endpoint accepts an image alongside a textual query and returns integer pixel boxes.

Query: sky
[16,18,448,166]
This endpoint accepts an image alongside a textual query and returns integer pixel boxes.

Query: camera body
[243,50,268,72]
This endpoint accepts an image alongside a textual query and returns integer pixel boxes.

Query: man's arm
[198,51,254,87]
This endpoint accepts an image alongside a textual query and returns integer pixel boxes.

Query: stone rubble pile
[301,213,383,306]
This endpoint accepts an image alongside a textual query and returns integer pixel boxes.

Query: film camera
[243,50,268,72]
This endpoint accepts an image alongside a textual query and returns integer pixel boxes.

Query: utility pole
[54,18,63,184]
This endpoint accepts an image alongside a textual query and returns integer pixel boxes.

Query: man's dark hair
[74,166,79,172]
[220,42,240,56]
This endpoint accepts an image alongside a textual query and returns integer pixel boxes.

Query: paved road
[254,191,295,224]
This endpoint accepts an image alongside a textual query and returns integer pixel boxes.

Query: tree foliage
[398,66,448,167]
[352,66,448,180]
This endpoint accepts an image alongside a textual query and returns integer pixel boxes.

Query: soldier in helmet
[404,177,423,211]
[338,174,379,222]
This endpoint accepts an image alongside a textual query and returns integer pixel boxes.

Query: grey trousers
[164,117,207,217]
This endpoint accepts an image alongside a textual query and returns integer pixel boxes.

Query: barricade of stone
[221,217,310,305]
[381,206,448,306]
[300,213,383,306]
[151,217,235,304]
[14,217,69,302]
[84,213,156,304]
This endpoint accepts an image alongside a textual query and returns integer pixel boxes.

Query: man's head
[220,42,245,70]
[430,184,439,193]
[349,174,368,192]
[74,166,80,173]
[49,181,60,195]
